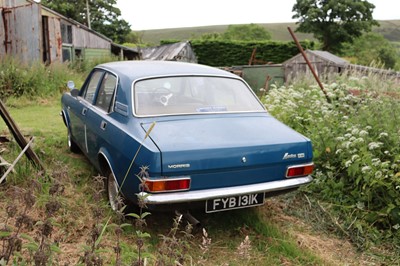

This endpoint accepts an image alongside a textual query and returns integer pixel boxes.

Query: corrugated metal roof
[283,50,349,67]
[140,41,197,62]
[309,50,349,66]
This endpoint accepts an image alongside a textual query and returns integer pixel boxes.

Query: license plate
[205,193,265,213]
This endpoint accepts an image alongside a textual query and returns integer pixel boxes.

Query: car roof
[96,61,238,81]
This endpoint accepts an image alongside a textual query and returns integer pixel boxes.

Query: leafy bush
[263,72,400,246]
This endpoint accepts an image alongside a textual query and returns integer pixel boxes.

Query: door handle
[100,121,107,130]
[81,108,87,115]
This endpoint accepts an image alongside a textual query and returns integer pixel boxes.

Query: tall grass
[0,56,84,100]
[0,55,121,101]
[263,70,400,248]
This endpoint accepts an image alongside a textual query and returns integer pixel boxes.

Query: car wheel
[68,129,80,153]
[107,171,122,212]
[106,171,139,214]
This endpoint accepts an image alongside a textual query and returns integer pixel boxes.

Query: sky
[116,0,399,31]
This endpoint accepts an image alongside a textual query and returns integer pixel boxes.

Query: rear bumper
[139,175,312,205]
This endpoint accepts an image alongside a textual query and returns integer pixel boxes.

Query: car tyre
[106,171,139,214]
[68,129,80,153]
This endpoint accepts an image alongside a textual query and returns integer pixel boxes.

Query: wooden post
[287,27,331,103]
[0,99,44,170]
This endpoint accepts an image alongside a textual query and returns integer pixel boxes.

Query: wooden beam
[0,99,44,171]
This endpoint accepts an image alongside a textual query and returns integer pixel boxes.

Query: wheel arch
[98,150,114,177]
[60,110,69,128]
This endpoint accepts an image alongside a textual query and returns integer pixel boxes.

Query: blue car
[61,61,313,214]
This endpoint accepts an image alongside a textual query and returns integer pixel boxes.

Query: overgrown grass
[0,56,84,99]
[263,70,400,250]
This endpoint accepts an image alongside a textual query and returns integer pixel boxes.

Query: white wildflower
[344,133,352,138]
[372,158,381,166]
[361,166,371,173]
[341,141,352,149]
[375,171,383,178]
[345,160,352,167]
[379,132,389,138]
[381,161,390,168]
[368,142,383,150]
[359,130,368,137]
[351,128,359,135]
[351,155,360,161]
[335,149,343,155]
[355,138,364,144]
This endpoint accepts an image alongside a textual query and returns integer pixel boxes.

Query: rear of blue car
[61,61,313,214]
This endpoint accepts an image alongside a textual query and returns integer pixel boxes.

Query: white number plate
[205,193,265,213]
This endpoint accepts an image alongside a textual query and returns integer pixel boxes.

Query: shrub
[263,72,400,246]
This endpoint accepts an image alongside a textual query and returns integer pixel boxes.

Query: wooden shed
[283,50,349,81]
[0,0,139,64]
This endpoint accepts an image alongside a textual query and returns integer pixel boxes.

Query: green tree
[342,33,398,69]
[41,0,131,43]
[222,24,271,41]
[292,0,379,53]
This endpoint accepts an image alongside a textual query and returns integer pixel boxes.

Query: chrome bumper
[139,175,312,205]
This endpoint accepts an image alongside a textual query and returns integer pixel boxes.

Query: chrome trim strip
[139,175,313,204]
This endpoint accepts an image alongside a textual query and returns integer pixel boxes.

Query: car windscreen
[134,76,264,116]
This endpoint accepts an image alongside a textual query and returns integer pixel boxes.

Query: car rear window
[134,76,264,116]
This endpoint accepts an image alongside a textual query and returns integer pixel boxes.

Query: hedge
[162,39,316,67]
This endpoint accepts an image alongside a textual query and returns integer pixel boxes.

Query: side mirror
[67,81,75,90]
[67,81,79,97]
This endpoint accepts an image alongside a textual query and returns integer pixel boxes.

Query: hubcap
[108,173,120,211]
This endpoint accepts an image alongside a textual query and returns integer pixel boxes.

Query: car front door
[85,72,118,159]
[69,69,105,154]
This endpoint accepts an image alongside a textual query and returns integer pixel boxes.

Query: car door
[69,69,105,154]
[85,72,118,159]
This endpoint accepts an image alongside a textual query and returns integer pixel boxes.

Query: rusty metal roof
[283,50,349,67]
[140,41,197,63]
[309,50,349,66]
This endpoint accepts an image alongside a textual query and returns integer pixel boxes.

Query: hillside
[138,20,400,45]
[138,23,314,44]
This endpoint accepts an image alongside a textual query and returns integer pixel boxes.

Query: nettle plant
[263,75,400,243]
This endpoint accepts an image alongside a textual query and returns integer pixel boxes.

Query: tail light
[143,177,191,193]
[286,163,314,178]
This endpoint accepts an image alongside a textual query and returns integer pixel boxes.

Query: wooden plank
[0,99,44,170]
[0,137,34,184]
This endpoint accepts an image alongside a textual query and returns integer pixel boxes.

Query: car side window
[95,72,117,113]
[83,70,104,103]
